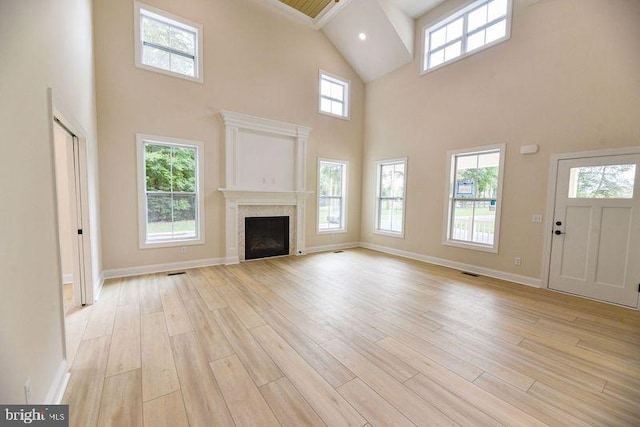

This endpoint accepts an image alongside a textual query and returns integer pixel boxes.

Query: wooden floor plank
[210,355,280,427]
[141,312,180,402]
[139,274,163,315]
[143,391,189,427]
[158,275,194,336]
[184,297,234,362]
[252,325,366,427]
[259,377,325,427]
[213,307,283,386]
[170,331,234,427]
[97,369,143,427]
[337,378,415,427]
[105,303,141,377]
[322,338,456,426]
[63,336,111,427]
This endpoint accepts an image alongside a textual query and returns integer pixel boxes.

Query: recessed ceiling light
[358,32,367,41]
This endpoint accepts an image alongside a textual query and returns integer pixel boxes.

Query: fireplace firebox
[245,216,289,260]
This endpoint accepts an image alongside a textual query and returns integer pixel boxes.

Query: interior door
[549,154,640,307]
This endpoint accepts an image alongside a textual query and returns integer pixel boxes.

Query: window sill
[373,229,405,239]
[318,110,350,121]
[140,238,205,250]
[442,239,498,253]
[317,228,347,235]
[134,62,204,84]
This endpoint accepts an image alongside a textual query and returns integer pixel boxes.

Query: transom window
[137,134,204,248]
[375,158,407,237]
[444,144,505,252]
[319,71,350,119]
[568,164,636,199]
[423,0,512,73]
[134,2,203,82]
[317,159,348,233]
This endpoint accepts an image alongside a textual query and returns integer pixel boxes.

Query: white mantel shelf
[219,189,314,203]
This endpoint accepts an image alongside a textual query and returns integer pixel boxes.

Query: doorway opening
[51,102,95,367]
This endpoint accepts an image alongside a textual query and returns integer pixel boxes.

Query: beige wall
[95,0,364,271]
[361,0,640,280]
[0,0,100,403]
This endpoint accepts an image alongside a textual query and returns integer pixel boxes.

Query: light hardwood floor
[63,249,640,426]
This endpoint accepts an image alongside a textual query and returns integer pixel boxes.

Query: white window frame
[134,1,204,83]
[317,158,348,234]
[318,70,350,120]
[421,0,513,74]
[136,133,205,249]
[374,158,408,238]
[443,143,505,253]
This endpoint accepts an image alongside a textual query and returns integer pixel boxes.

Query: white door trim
[541,146,640,310]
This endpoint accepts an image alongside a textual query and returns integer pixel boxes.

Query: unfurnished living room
[1,0,640,425]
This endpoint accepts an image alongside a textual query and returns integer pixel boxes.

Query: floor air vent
[167,271,186,276]
[334,250,344,253]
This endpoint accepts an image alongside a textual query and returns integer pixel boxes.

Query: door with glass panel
[549,154,640,307]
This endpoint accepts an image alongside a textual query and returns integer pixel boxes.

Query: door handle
[554,230,566,235]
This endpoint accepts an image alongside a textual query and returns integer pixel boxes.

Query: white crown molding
[219,110,311,138]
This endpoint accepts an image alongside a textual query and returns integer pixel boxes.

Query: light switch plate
[532,214,543,223]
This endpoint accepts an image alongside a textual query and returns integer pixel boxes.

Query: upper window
[375,158,407,237]
[134,2,203,83]
[444,144,505,252]
[319,71,350,119]
[422,0,512,73]
[317,159,348,233]
[136,134,204,248]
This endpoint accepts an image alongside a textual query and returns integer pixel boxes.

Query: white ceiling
[322,0,415,82]
[261,0,449,82]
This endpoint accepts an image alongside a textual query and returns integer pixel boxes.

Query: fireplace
[245,216,290,260]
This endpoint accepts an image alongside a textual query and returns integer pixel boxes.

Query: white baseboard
[44,359,70,404]
[93,272,105,302]
[62,274,73,285]
[359,242,541,288]
[305,242,360,254]
[103,257,227,279]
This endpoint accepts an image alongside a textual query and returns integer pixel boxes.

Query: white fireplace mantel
[219,111,312,264]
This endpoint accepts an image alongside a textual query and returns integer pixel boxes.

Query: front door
[549,154,640,307]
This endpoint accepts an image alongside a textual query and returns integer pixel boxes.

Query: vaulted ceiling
[263,0,447,82]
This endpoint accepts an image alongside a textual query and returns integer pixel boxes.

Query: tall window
[137,134,204,248]
[319,71,350,119]
[317,159,348,233]
[444,144,505,252]
[375,158,407,236]
[422,0,512,73]
[134,2,203,83]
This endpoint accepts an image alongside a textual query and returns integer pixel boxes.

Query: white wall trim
[62,274,73,285]
[359,242,541,288]
[306,242,360,254]
[103,257,226,279]
[44,360,70,404]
